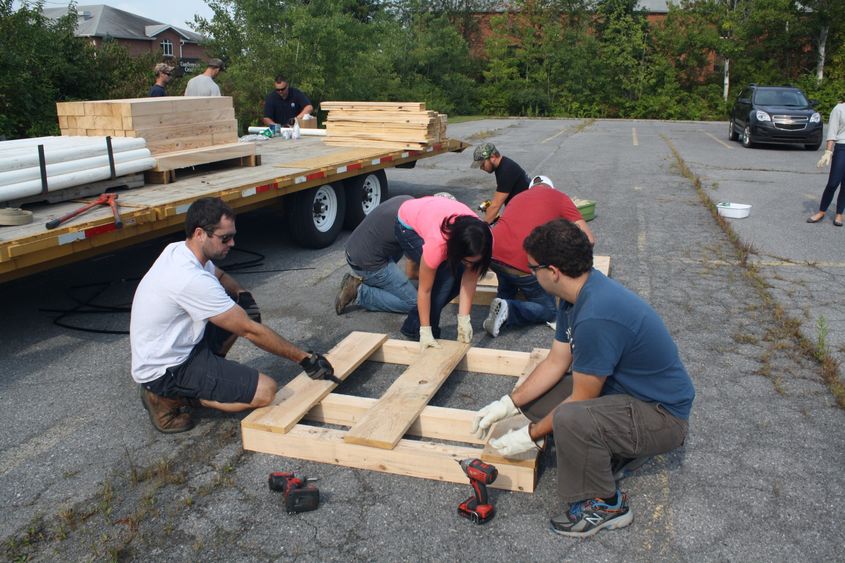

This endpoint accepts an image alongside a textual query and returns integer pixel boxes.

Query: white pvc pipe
[0,138,147,172]
[0,149,152,186]
[0,157,156,201]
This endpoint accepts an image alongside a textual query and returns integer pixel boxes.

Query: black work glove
[237,291,261,323]
[299,352,338,383]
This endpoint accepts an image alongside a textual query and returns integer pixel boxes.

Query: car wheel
[742,126,754,148]
[285,183,347,249]
[728,119,738,141]
[343,170,389,229]
[805,142,822,151]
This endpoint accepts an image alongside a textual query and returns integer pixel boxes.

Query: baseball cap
[470,143,497,168]
[433,192,456,200]
[154,63,174,76]
[530,175,555,189]
[207,58,225,70]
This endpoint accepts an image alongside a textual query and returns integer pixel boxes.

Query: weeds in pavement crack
[663,135,844,408]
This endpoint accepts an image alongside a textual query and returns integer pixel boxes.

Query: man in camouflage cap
[471,142,530,224]
[150,63,174,97]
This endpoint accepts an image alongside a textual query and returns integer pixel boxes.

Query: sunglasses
[275,86,288,92]
[527,263,550,273]
[206,230,235,243]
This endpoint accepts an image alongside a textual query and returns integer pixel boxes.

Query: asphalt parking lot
[1,118,843,561]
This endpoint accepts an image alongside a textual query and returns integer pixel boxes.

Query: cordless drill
[268,472,320,514]
[457,458,498,524]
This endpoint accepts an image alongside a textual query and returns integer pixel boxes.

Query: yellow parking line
[632,127,639,146]
[704,131,733,149]
[541,129,568,144]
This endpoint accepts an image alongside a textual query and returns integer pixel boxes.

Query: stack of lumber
[321,102,447,150]
[56,97,238,155]
[0,136,154,203]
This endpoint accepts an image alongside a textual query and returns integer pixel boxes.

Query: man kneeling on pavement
[130,197,334,433]
[472,219,695,537]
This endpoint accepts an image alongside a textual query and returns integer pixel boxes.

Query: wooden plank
[321,101,427,111]
[151,142,256,172]
[369,339,549,377]
[324,139,428,151]
[242,332,387,434]
[275,148,386,170]
[123,108,236,130]
[130,120,237,143]
[241,424,536,492]
[344,340,470,449]
[306,393,485,444]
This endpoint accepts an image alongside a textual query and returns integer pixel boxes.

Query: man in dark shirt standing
[262,74,314,127]
[471,142,529,224]
[149,63,173,97]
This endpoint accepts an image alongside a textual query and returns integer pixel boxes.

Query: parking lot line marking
[704,131,733,149]
[541,128,568,143]
[632,128,639,146]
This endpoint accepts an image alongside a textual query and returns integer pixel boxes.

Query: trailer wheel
[343,170,389,229]
[286,183,347,248]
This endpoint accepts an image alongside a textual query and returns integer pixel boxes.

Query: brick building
[42,4,209,75]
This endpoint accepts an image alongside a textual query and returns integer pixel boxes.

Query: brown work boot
[139,386,194,434]
[335,273,362,315]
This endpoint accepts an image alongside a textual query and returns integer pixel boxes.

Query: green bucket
[573,198,596,222]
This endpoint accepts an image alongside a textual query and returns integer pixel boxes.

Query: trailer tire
[286,183,347,248]
[343,170,388,229]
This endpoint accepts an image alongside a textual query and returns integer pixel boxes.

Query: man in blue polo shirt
[471,219,695,538]
[262,74,314,128]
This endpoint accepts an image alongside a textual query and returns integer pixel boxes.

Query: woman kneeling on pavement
[395,196,492,349]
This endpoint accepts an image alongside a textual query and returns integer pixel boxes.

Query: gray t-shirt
[345,195,413,271]
[184,74,221,96]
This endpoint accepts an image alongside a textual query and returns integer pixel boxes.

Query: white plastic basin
[716,202,751,219]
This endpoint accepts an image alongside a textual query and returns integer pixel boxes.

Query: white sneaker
[483,298,508,337]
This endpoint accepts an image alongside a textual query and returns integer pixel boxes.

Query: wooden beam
[305,393,484,444]
[242,332,387,434]
[368,339,548,377]
[343,340,470,449]
[241,424,536,492]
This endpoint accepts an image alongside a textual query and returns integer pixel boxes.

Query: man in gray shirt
[335,195,417,315]
[185,58,224,96]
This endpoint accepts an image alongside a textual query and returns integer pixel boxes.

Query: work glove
[471,394,519,439]
[419,326,441,351]
[299,352,340,383]
[817,149,833,168]
[490,425,544,457]
[237,291,261,323]
[457,314,473,343]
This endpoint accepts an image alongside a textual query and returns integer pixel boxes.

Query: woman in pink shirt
[395,196,492,349]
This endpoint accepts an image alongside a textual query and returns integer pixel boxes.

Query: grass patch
[663,135,845,408]
[448,115,491,124]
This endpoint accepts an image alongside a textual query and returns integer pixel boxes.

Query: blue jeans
[351,260,417,314]
[492,263,557,327]
[820,143,845,215]
[394,219,462,338]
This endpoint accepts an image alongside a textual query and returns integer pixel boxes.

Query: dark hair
[523,219,592,277]
[274,75,288,84]
[185,197,235,238]
[441,215,492,277]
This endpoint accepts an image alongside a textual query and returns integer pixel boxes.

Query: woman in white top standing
[808,100,845,227]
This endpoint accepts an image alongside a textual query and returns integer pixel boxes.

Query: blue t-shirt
[554,269,695,419]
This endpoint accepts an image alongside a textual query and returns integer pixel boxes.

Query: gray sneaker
[335,273,362,315]
[550,491,633,538]
[483,298,508,337]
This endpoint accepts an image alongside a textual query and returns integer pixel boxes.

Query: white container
[716,202,752,219]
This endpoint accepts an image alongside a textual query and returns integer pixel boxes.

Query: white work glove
[817,149,833,168]
[419,326,440,351]
[490,425,544,457]
[457,314,473,343]
[471,395,519,439]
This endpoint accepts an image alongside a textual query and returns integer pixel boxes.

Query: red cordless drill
[268,472,320,514]
[457,458,498,524]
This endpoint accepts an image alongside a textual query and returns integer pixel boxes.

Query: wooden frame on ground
[241,332,549,493]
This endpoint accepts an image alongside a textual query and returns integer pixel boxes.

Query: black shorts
[144,324,259,404]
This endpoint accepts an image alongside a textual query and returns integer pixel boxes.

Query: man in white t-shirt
[184,58,223,96]
[130,197,335,433]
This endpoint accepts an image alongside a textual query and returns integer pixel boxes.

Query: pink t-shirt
[398,197,475,269]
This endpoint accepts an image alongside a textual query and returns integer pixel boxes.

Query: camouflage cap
[470,143,497,168]
[154,63,174,76]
